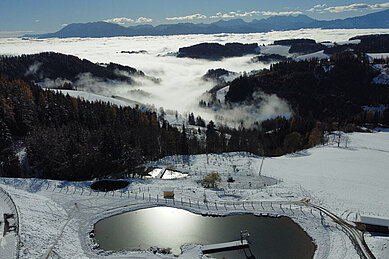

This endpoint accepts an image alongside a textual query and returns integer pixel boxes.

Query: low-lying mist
[2,28,389,127]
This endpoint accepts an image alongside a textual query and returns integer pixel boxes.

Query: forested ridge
[0,74,332,180]
[1,51,388,181]
[0,76,185,179]
[0,52,148,84]
[226,52,389,123]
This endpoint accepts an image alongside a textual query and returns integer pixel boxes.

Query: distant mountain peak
[212,18,247,27]
[25,9,389,39]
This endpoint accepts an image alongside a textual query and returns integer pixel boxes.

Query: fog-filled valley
[2,28,389,127]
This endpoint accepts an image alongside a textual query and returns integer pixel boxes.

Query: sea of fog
[1,28,389,127]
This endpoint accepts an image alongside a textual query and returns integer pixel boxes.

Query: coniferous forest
[1,50,388,181]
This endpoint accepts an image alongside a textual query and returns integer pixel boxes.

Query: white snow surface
[295,50,330,61]
[335,39,361,46]
[216,85,230,104]
[367,53,389,61]
[54,89,138,108]
[371,64,389,85]
[0,131,388,258]
[260,45,291,57]
[362,105,388,113]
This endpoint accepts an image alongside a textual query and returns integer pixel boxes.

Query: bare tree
[332,131,351,148]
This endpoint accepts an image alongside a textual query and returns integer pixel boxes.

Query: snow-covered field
[0,131,388,258]
[295,50,330,61]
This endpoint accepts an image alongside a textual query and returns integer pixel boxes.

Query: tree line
[1,74,335,180]
[225,52,389,125]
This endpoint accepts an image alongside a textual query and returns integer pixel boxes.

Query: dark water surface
[94,207,315,259]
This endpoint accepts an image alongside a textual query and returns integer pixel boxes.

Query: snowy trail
[44,203,79,259]
[299,200,376,259]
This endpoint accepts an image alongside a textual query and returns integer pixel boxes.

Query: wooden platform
[201,240,249,254]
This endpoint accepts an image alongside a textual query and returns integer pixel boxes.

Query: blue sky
[1,0,389,33]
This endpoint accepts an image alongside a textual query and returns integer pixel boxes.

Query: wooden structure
[201,230,250,254]
[201,240,249,254]
[163,189,174,198]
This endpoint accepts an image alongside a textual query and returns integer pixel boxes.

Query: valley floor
[0,131,388,258]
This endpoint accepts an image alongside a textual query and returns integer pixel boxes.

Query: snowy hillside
[54,89,139,108]
[0,131,388,258]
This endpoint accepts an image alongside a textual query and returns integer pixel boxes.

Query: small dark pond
[90,180,129,192]
[94,207,315,259]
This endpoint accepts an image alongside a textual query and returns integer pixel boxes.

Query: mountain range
[26,9,389,38]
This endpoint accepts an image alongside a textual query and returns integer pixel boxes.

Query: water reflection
[94,206,315,259]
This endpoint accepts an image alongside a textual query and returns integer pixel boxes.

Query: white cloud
[61,24,68,27]
[307,4,327,13]
[104,17,153,25]
[260,11,303,16]
[308,2,389,13]
[210,10,302,19]
[210,12,235,19]
[104,17,134,25]
[210,11,262,19]
[166,14,207,21]
[135,17,153,23]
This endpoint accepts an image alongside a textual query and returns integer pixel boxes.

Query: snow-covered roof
[360,215,389,227]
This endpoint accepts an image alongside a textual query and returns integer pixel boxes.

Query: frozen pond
[94,206,315,258]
